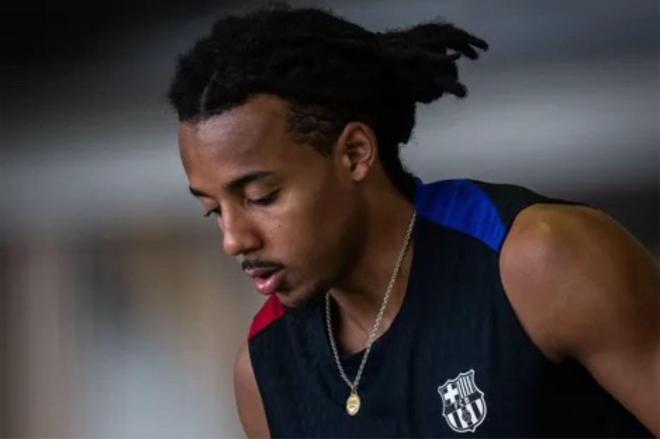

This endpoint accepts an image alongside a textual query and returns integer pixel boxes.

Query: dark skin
[178,94,659,438]
[500,203,659,434]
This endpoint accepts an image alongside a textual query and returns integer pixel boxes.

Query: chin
[275,280,326,310]
[273,292,297,308]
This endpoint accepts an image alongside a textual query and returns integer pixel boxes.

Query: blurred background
[1,0,658,437]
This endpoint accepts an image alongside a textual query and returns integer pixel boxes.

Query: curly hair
[168,4,488,200]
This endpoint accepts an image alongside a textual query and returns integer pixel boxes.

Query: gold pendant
[346,391,361,416]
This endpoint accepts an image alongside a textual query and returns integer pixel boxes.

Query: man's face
[179,94,364,307]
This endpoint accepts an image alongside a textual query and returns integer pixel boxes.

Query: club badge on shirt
[438,369,487,433]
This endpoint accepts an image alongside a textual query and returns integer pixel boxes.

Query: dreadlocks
[168,4,488,200]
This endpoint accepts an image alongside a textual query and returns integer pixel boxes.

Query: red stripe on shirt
[248,295,287,341]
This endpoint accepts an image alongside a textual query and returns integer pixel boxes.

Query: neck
[328,183,415,354]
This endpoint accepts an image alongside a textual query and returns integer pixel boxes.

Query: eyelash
[204,209,220,219]
[203,191,279,218]
[249,190,279,206]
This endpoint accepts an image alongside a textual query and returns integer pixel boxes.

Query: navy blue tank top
[247,178,651,437]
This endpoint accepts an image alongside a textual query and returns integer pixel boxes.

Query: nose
[220,212,262,257]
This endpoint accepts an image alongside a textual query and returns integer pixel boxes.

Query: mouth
[246,267,285,296]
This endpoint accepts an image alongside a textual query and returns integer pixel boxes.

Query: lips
[246,267,284,296]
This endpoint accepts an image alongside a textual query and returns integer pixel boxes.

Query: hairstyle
[168,4,488,200]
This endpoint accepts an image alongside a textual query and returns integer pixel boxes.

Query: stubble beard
[282,276,331,314]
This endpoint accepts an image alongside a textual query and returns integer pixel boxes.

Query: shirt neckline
[317,215,426,371]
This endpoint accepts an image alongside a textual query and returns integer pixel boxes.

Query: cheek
[263,163,355,271]
[262,191,345,268]
[301,190,355,269]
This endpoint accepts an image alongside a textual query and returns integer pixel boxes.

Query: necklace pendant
[346,391,361,416]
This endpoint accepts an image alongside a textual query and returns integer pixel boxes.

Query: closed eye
[247,190,279,206]
[203,207,221,218]
[203,190,279,219]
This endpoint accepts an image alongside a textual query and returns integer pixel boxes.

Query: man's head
[169,5,487,307]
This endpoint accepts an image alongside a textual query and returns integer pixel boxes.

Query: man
[168,5,659,437]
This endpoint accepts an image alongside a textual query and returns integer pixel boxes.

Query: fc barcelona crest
[437,369,487,433]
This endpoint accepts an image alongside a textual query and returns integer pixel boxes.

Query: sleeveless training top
[247,178,652,437]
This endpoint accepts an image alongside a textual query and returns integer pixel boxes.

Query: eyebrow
[188,171,274,198]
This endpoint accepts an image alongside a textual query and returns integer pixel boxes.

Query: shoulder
[499,202,660,360]
[499,202,660,433]
[234,341,270,438]
[416,178,566,252]
[233,296,288,438]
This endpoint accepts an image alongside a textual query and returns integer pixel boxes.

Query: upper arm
[499,203,660,435]
[234,340,270,438]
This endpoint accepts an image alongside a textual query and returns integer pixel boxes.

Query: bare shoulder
[498,202,660,433]
[234,340,270,438]
[499,202,659,359]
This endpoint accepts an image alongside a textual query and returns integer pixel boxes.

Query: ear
[334,121,378,182]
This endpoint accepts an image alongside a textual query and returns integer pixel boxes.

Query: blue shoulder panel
[415,179,506,252]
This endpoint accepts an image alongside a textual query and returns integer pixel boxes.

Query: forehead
[179,95,292,165]
[179,95,320,189]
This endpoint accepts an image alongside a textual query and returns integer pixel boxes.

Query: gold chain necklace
[325,210,416,416]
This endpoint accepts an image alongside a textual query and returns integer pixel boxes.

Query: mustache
[241,259,284,272]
